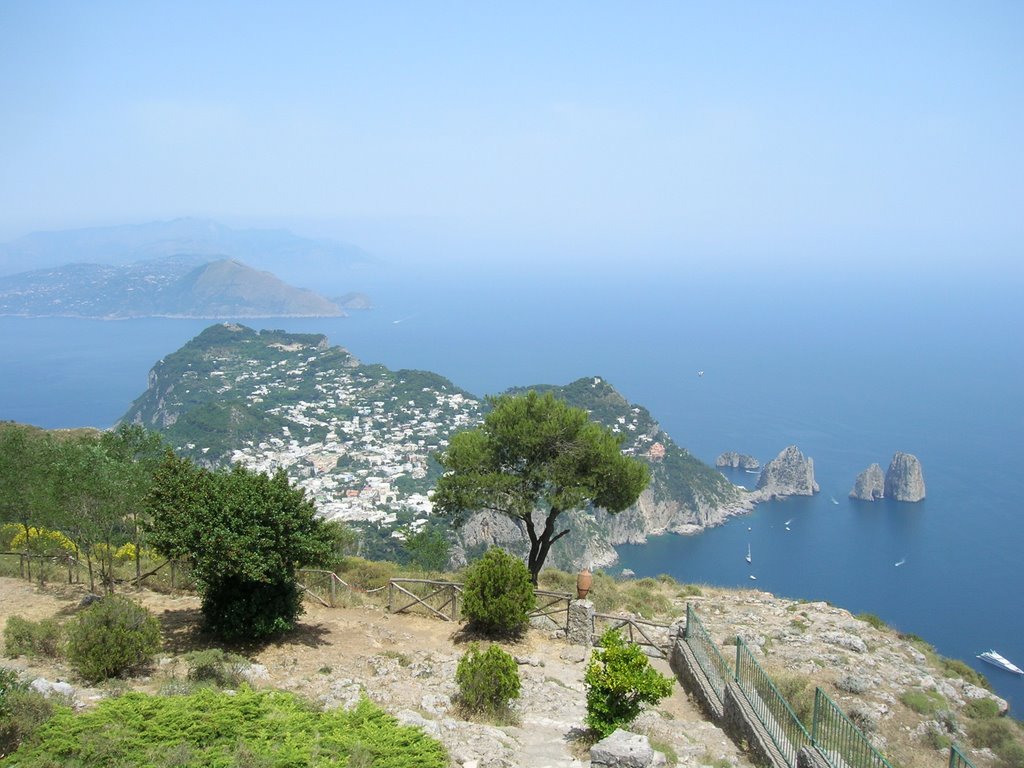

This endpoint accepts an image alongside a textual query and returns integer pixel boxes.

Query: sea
[2,262,1022,710]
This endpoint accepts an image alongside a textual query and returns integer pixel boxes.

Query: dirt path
[0,577,749,767]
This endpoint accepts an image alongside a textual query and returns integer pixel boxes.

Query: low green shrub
[965,697,1001,720]
[185,648,250,688]
[0,667,59,759]
[3,616,63,659]
[462,548,535,636]
[66,595,161,682]
[900,688,947,716]
[4,688,448,767]
[678,584,703,597]
[968,716,1018,751]
[336,557,399,590]
[940,657,990,689]
[455,643,521,721]
[584,629,673,737]
[998,741,1024,768]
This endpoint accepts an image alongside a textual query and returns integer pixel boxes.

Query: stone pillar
[567,599,595,647]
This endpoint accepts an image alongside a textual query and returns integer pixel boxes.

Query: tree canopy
[431,391,650,583]
[146,453,334,640]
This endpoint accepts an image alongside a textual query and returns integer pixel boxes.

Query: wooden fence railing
[594,613,673,658]
[387,578,464,621]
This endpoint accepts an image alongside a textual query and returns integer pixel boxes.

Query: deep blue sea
[1,264,1022,709]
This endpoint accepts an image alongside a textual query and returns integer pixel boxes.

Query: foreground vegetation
[5,688,447,767]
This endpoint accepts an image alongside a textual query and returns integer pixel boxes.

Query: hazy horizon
[1,3,1022,276]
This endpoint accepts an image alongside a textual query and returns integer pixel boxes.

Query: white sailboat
[745,543,752,564]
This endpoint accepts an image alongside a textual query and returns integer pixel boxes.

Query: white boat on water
[745,543,752,564]
[978,650,1024,675]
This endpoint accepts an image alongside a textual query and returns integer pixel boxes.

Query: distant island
[0,217,371,319]
[0,256,349,319]
[119,324,749,569]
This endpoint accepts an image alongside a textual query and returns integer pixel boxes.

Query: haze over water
[2,265,1022,707]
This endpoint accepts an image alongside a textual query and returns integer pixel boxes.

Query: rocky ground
[0,576,745,768]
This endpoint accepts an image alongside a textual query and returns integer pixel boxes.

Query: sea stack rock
[715,451,761,471]
[755,445,819,499]
[850,463,886,501]
[884,452,926,502]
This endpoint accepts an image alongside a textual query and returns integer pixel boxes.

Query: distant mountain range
[0,218,373,318]
[0,256,367,319]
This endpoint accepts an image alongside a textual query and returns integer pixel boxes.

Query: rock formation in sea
[715,451,761,471]
[850,463,886,501]
[884,452,926,502]
[753,445,819,500]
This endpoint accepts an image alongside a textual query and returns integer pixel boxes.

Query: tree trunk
[524,509,570,585]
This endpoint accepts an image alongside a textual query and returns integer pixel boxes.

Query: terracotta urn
[576,568,593,600]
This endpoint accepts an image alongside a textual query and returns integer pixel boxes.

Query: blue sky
[1,2,1021,271]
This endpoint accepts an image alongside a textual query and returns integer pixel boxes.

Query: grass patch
[857,613,888,631]
[380,650,412,667]
[7,688,448,767]
[649,737,678,765]
[964,698,1001,720]
[939,657,990,690]
[900,688,947,715]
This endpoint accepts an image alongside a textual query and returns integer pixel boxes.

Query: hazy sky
[1,2,1021,270]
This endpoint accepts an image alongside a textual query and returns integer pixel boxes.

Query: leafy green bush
[900,688,947,716]
[462,548,536,636]
[455,643,521,720]
[584,628,673,737]
[969,716,1019,752]
[3,616,63,659]
[65,596,161,682]
[185,648,250,688]
[940,657,990,689]
[0,667,59,759]
[5,688,447,767]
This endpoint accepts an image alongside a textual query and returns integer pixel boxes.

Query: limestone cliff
[752,445,819,500]
[850,463,886,501]
[884,452,926,502]
[715,451,761,471]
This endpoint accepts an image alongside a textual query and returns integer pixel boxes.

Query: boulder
[884,452,926,502]
[755,446,819,499]
[850,463,886,501]
[590,729,667,767]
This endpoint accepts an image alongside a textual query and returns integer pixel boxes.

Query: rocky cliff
[715,451,760,470]
[850,463,886,501]
[884,452,926,502]
[752,445,819,500]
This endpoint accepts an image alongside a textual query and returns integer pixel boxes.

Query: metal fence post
[735,636,742,682]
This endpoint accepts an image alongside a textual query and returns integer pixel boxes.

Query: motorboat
[977,650,1024,675]
[745,543,752,564]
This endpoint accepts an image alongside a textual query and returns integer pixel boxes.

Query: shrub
[900,688,947,716]
[461,548,536,636]
[584,628,673,737]
[940,657,990,689]
[185,649,250,688]
[969,716,1018,751]
[455,643,521,720]
[66,595,161,682]
[0,667,58,759]
[773,673,815,725]
[3,616,63,659]
[965,697,1001,720]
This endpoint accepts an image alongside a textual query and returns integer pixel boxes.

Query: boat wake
[895,558,906,567]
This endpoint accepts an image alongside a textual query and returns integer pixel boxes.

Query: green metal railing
[734,636,812,768]
[684,603,733,703]
[812,688,894,768]
[948,745,976,768]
